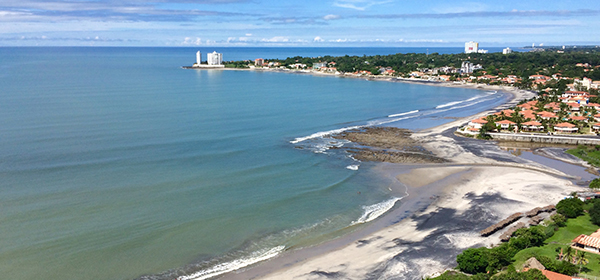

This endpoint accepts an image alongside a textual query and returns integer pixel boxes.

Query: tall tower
[207,51,223,65]
[196,51,201,65]
[465,41,479,54]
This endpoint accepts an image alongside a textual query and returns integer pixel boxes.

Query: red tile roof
[496,120,516,125]
[522,121,542,126]
[470,118,488,124]
[555,122,576,128]
[538,112,557,118]
[570,116,588,121]
[541,269,575,280]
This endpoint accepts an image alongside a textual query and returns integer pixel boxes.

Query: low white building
[496,120,516,130]
[503,48,512,54]
[467,118,488,129]
[554,122,578,133]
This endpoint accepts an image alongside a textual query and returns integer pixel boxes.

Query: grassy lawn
[513,214,600,276]
[567,146,600,167]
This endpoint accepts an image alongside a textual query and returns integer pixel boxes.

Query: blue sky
[1,0,599,47]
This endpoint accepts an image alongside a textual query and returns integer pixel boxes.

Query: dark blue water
[0,47,510,280]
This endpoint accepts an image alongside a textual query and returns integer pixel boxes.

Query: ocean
[0,47,510,280]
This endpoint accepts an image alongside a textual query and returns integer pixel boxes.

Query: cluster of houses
[462,91,600,135]
[249,58,599,92]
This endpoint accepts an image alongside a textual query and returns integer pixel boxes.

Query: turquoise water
[0,47,509,280]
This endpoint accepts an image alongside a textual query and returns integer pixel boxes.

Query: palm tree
[565,246,575,263]
[576,250,589,273]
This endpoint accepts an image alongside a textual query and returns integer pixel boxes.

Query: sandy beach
[216,73,590,280]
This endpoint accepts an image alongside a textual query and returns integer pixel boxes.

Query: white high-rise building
[207,51,223,65]
[196,51,202,65]
[461,61,474,74]
[502,48,512,54]
[465,41,479,54]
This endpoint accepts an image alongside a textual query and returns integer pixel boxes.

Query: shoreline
[185,66,529,100]
[211,70,588,280]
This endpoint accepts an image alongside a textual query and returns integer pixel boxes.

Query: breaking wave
[435,95,483,109]
[388,110,419,118]
[290,115,418,144]
[178,246,285,280]
[351,197,403,225]
[346,165,359,170]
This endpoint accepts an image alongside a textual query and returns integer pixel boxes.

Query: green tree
[575,250,589,272]
[590,178,600,189]
[589,199,600,226]
[457,247,490,274]
[537,255,578,276]
[492,268,548,280]
[565,246,575,264]
[550,214,567,227]
[556,197,584,218]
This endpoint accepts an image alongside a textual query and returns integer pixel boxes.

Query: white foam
[445,98,489,111]
[435,95,482,109]
[388,110,419,118]
[178,246,285,280]
[435,100,462,109]
[290,125,363,144]
[346,165,359,170]
[290,115,418,144]
[351,197,402,225]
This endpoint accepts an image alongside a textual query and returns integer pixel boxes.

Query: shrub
[550,214,567,227]
[556,197,584,218]
[457,247,490,274]
[492,268,548,280]
[590,178,600,189]
[590,199,600,226]
[536,255,578,276]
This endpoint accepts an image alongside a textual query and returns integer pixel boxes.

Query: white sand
[246,82,580,280]
[256,166,579,280]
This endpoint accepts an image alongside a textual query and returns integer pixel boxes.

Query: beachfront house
[521,121,544,132]
[554,122,578,133]
[496,120,516,130]
[570,115,589,123]
[467,118,487,130]
[538,111,558,120]
[573,229,600,254]
[569,103,581,112]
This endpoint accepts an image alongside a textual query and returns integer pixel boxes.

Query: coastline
[213,71,589,280]
[185,66,528,99]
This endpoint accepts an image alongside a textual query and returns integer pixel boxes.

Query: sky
[1,0,599,47]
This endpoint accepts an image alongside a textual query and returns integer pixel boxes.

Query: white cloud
[245,33,252,36]
[328,38,358,42]
[323,14,340,20]
[432,2,488,14]
[182,37,202,45]
[313,36,324,42]
[260,36,289,42]
[333,0,391,11]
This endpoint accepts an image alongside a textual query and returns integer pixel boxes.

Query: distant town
[187,43,600,141]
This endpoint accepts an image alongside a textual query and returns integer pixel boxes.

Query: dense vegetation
[229,49,600,82]
[429,197,600,280]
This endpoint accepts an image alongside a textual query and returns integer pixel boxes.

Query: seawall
[489,132,600,145]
